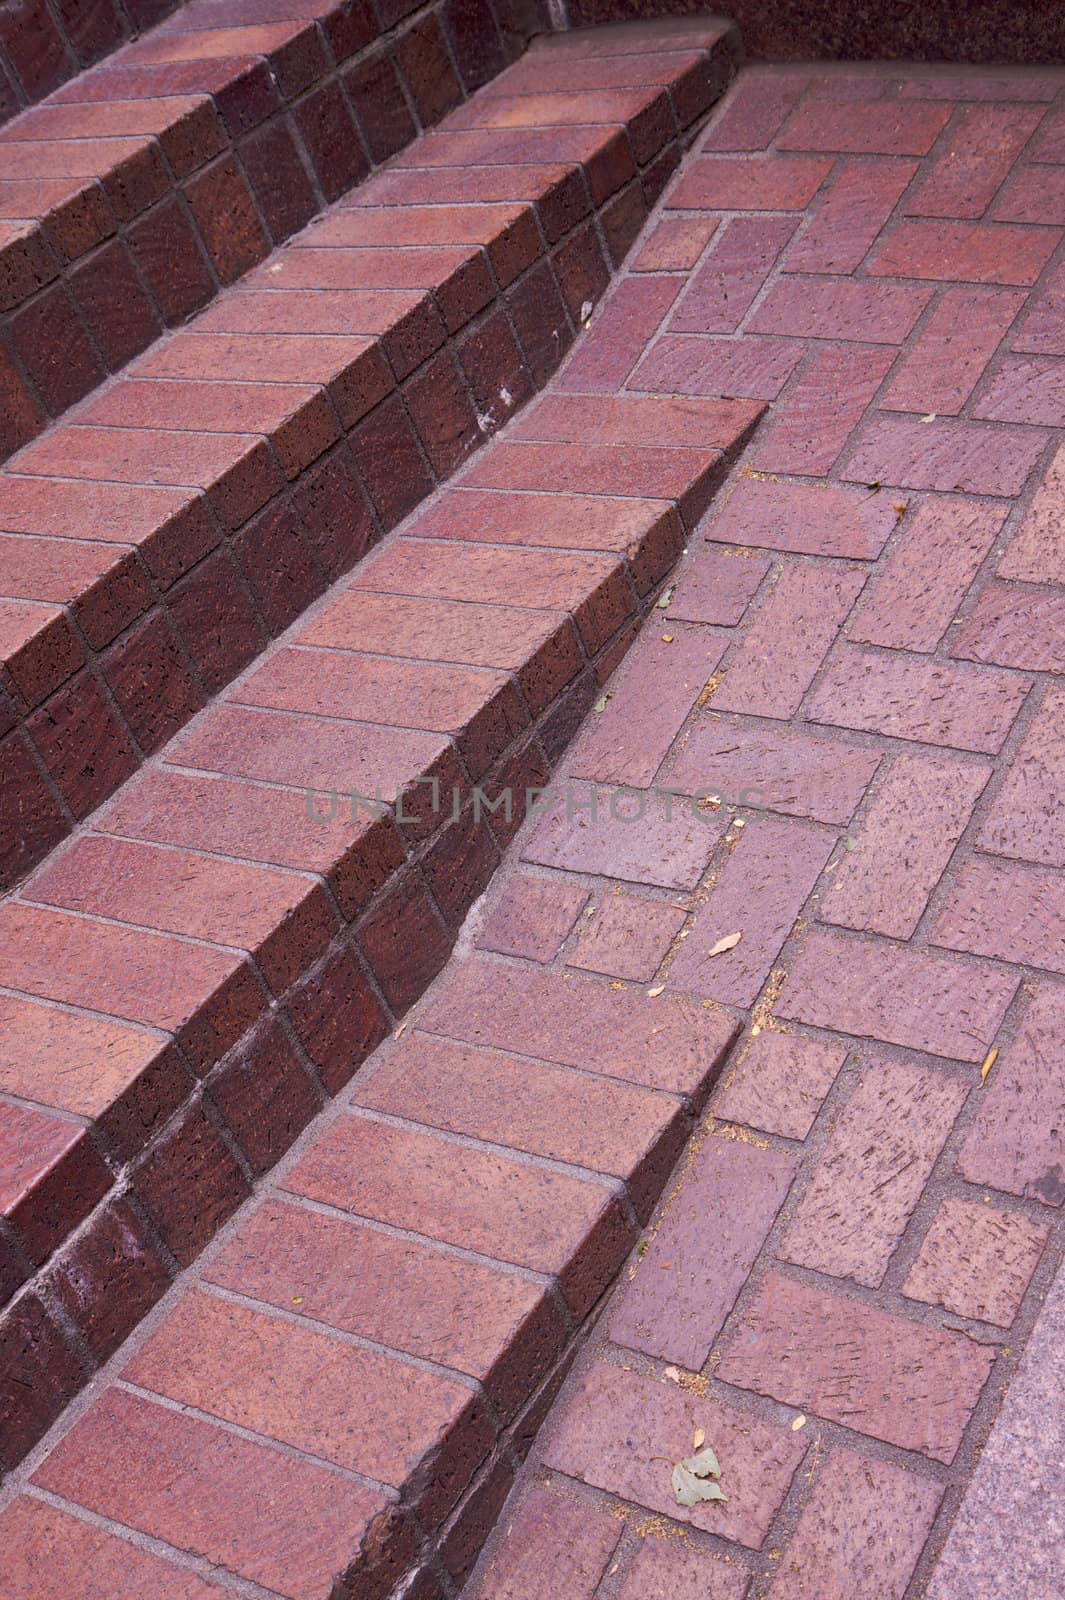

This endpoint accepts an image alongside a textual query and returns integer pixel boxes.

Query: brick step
[0,14,740,896]
[0,377,762,1488]
[0,0,536,463]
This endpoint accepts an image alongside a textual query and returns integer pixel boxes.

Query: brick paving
[2,36,1065,1600]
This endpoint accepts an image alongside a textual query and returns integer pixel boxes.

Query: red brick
[612,1133,797,1367]
[779,99,950,155]
[0,1292,84,1471]
[702,69,806,151]
[668,547,770,626]
[781,1058,968,1286]
[671,715,883,826]
[69,239,159,371]
[1,983,183,1158]
[1010,260,1065,355]
[0,598,82,708]
[286,1112,632,1317]
[477,874,586,961]
[995,163,1065,224]
[292,80,368,204]
[767,1449,942,1600]
[885,286,1026,414]
[904,1197,1048,1325]
[126,1290,490,1524]
[749,345,894,475]
[715,1029,847,1139]
[810,645,1030,753]
[0,534,149,652]
[569,891,686,982]
[185,153,268,283]
[670,153,832,210]
[0,342,42,459]
[953,584,1065,673]
[670,816,833,1005]
[472,1487,622,1600]
[571,627,725,786]
[933,855,1065,978]
[716,564,865,719]
[129,1100,241,1268]
[898,68,1060,102]
[517,391,762,452]
[705,477,895,560]
[907,105,1044,219]
[978,687,1065,866]
[617,1540,749,1600]
[0,888,264,1060]
[557,275,683,392]
[395,13,462,126]
[232,495,323,634]
[669,215,796,335]
[51,1196,171,1362]
[974,353,1065,425]
[630,332,803,399]
[11,280,104,418]
[208,1017,320,1174]
[0,1497,233,1600]
[418,955,737,1100]
[784,158,915,275]
[0,731,66,889]
[869,219,1059,285]
[504,257,574,388]
[357,1033,683,1211]
[600,177,648,266]
[823,752,989,937]
[357,868,452,1013]
[524,784,723,893]
[998,441,1065,580]
[722,1272,995,1461]
[779,928,1017,1061]
[34,1388,403,1599]
[543,1360,805,1549]
[285,944,388,1095]
[956,985,1065,1207]
[344,50,415,162]
[849,497,1004,652]
[750,275,932,343]
[0,1100,110,1266]
[632,214,717,271]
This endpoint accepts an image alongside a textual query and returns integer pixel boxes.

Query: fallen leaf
[661,632,675,642]
[393,1021,408,1039]
[647,983,665,997]
[663,1366,683,1383]
[594,695,609,713]
[791,1413,806,1431]
[921,413,937,423]
[693,1427,705,1450]
[706,932,742,958]
[671,1444,727,1507]
[980,1046,999,1085]
[656,586,674,610]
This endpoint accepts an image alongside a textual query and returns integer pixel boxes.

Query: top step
[0,0,540,463]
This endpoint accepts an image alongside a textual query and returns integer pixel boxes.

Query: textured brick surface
[978,687,1065,866]
[779,1058,968,1286]
[869,219,1059,285]
[903,1197,1048,1325]
[751,275,932,343]
[881,287,1027,414]
[705,478,896,560]
[473,1487,622,1600]
[568,891,686,981]
[664,717,881,825]
[843,416,1047,496]
[784,157,914,274]
[714,563,865,719]
[719,1273,996,1462]
[477,874,588,961]
[714,1029,847,1139]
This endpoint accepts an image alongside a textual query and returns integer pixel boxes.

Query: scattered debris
[647,984,666,997]
[706,932,742,958]
[980,1046,999,1085]
[791,1413,806,1431]
[920,413,937,423]
[657,586,674,610]
[671,1445,727,1507]
[662,632,675,642]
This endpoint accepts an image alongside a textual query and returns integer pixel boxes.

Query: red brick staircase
[0,9,758,1592]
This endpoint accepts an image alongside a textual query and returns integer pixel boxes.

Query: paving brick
[749,276,933,344]
[185,153,268,284]
[809,645,1030,753]
[416,955,737,1100]
[903,1197,1048,1325]
[12,279,104,417]
[285,1113,632,1318]
[974,353,1065,425]
[715,1029,848,1139]
[704,477,896,559]
[780,1057,968,1286]
[477,875,587,961]
[33,1388,402,1600]
[767,1449,942,1600]
[0,732,66,891]
[669,154,832,210]
[907,105,1044,219]
[28,669,137,820]
[543,1360,805,1548]
[784,158,915,275]
[570,627,725,786]
[0,1497,233,1600]
[524,784,723,892]
[823,752,990,937]
[569,891,686,981]
[701,69,806,151]
[630,332,803,399]
[848,498,1005,652]
[557,275,683,391]
[358,1033,683,1211]
[779,928,1018,1061]
[715,563,865,719]
[0,900,262,1069]
[779,99,950,155]
[612,1133,798,1366]
[978,687,1065,866]
[632,214,718,270]
[667,547,770,626]
[616,1540,750,1600]
[1,1292,84,1472]
[953,584,1065,673]
[669,215,795,334]
[748,345,894,475]
[471,1486,623,1600]
[131,1102,250,1265]
[669,816,834,1005]
[868,219,1059,285]
[719,1273,995,1462]
[126,1290,490,1525]
[51,1195,171,1363]
[1009,261,1065,356]
[956,985,1065,1207]
[0,1100,110,1266]
[881,286,1027,413]
[663,716,881,825]
[69,238,159,370]
[998,440,1065,580]
[357,868,452,1013]
[933,855,1065,977]
[207,1197,562,1418]
[995,163,1065,224]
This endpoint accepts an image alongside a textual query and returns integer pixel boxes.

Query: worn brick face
[903,1197,1049,1324]
[881,286,1027,414]
[784,158,915,274]
[715,1029,847,1140]
[705,477,895,560]
[978,686,1065,866]
[714,563,865,719]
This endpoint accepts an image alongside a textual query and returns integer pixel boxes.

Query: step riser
[0,0,536,462]
[1,32,734,896]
